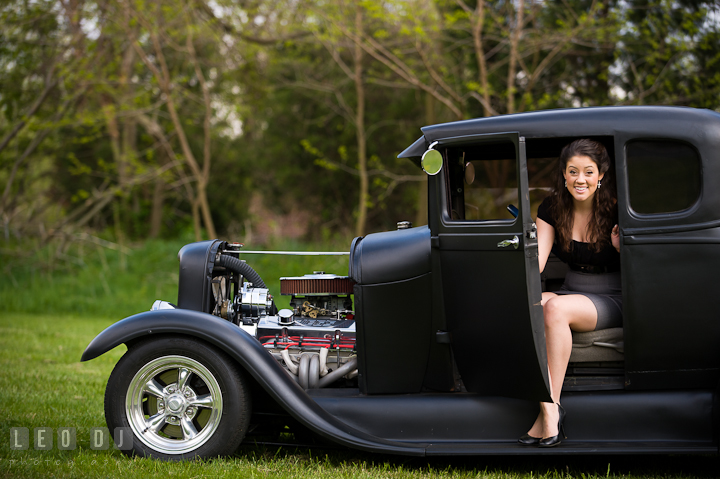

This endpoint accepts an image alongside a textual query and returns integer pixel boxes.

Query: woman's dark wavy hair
[549,139,617,253]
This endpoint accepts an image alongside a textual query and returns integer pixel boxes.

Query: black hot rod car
[82,106,720,459]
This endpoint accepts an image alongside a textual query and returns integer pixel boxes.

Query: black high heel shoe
[538,403,566,448]
[518,434,541,445]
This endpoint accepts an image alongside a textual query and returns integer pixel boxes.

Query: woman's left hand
[612,224,620,252]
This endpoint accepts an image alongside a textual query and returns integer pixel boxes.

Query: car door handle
[497,236,519,249]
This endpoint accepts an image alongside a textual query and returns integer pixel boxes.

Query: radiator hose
[215,254,267,288]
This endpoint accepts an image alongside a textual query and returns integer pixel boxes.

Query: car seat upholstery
[569,327,624,362]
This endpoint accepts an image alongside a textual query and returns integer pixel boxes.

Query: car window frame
[437,132,523,229]
[624,138,703,220]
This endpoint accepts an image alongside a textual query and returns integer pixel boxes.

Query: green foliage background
[2,0,720,251]
[2,2,720,474]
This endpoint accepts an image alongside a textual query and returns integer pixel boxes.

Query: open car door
[429,132,551,402]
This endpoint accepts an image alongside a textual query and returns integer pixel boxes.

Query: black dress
[537,196,623,330]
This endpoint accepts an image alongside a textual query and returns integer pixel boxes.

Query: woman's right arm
[536,217,555,274]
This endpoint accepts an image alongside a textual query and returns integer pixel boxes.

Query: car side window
[446,142,518,221]
[626,140,701,215]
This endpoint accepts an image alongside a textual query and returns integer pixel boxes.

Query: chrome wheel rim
[125,355,223,454]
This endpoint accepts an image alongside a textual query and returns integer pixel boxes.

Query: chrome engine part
[282,273,354,321]
[280,272,354,296]
[257,272,357,389]
[273,350,358,389]
[233,283,273,324]
[212,277,272,326]
[208,257,358,389]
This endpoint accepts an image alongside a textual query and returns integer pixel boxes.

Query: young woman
[520,139,622,447]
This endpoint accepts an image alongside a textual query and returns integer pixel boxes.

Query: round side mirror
[464,161,475,185]
[421,149,443,175]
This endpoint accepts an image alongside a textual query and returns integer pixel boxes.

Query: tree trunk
[472,0,492,117]
[149,177,165,238]
[507,0,525,114]
[354,5,368,238]
[197,181,217,239]
[191,198,202,243]
[112,200,127,270]
[130,22,217,241]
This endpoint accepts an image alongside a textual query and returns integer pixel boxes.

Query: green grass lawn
[1,312,718,479]
[1,239,718,477]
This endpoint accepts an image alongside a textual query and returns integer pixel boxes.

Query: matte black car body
[83,106,720,456]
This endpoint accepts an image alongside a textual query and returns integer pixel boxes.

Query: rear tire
[105,336,250,460]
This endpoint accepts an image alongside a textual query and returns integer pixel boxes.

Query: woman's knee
[543,297,567,328]
[541,292,556,306]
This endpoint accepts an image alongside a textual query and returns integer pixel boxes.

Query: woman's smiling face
[563,155,604,203]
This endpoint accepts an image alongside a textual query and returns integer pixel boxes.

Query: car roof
[398,106,720,161]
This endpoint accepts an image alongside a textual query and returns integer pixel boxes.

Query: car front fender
[81,309,426,455]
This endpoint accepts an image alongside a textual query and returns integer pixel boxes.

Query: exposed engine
[206,245,357,390]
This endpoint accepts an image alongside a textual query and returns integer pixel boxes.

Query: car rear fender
[81,309,425,455]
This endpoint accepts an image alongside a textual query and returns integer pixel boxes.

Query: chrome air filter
[280,272,355,296]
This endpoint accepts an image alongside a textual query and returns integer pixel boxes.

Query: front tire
[105,336,250,460]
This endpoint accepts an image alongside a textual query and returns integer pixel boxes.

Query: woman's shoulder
[536,195,555,226]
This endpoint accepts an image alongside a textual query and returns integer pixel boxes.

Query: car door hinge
[526,222,537,240]
[431,236,440,248]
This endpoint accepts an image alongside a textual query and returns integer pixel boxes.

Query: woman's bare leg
[526,294,597,439]
[541,292,557,306]
[525,293,557,437]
